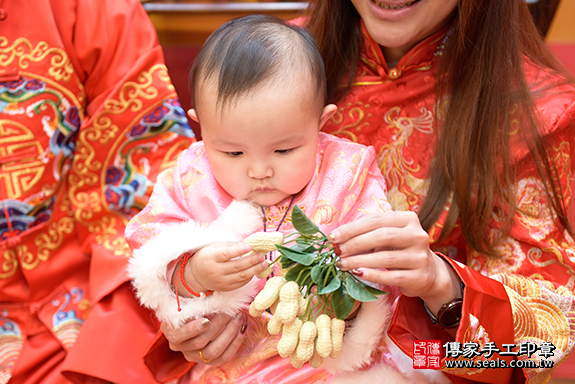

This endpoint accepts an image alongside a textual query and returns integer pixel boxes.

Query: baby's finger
[212,243,253,262]
[220,251,267,275]
[222,261,270,290]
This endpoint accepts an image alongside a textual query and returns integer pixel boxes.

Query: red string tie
[175,251,214,312]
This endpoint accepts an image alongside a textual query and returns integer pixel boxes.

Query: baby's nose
[248,162,273,179]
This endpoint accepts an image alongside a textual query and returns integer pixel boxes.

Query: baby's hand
[186,242,269,292]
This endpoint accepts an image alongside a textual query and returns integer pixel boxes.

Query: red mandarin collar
[359,19,452,79]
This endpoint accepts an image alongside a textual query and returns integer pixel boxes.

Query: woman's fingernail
[328,232,338,242]
[240,324,247,334]
[201,318,211,327]
[335,259,344,269]
[351,268,364,277]
[333,244,342,256]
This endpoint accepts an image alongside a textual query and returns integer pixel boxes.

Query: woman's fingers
[164,313,233,353]
[337,247,430,271]
[328,211,463,314]
[191,313,247,364]
[161,316,212,346]
[331,211,412,241]
[331,211,420,256]
[211,319,248,363]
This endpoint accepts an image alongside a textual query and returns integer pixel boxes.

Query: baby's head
[189,15,336,207]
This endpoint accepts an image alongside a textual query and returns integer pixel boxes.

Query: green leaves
[291,205,321,236]
[276,245,315,266]
[331,285,355,319]
[318,275,341,295]
[277,205,387,320]
[345,275,378,302]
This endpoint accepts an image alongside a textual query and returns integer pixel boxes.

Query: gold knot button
[388,68,402,80]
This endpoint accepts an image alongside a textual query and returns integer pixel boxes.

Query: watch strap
[423,282,465,329]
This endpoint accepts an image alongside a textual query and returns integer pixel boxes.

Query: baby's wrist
[174,252,214,310]
[184,256,210,293]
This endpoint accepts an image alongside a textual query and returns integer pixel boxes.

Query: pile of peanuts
[249,276,345,369]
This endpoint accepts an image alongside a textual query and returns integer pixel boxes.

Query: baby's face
[197,82,333,207]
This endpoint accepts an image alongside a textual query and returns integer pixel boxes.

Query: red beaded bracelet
[175,251,213,312]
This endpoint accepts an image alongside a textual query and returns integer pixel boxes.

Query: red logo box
[414,340,442,369]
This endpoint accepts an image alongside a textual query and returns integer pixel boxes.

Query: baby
[126,14,411,384]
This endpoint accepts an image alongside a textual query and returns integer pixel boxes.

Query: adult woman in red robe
[306,0,575,383]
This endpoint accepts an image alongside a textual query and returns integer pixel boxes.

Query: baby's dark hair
[190,14,327,115]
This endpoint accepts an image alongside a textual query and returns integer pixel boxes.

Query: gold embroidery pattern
[69,65,174,255]
[0,120,45,200]
[161,138,192,170]
[95,64,170,146]
[527,241,575,277]
[516,177,554,242]
[338,193,358,223]
[377,107,434,211]
[0,249,18,279]
[2,244,34,276]
[33,217,75,268]
[92,215,130,257]
[469,236,526,275]
[70,64,170,197]
[329,101,372,143]
[0,37,74,81]
[496,274,575,380]
[262,202,295,230]
[357,195,393,216]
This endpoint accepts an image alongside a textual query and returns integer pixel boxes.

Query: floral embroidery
[51,288,90,350]
[0,311,23,383]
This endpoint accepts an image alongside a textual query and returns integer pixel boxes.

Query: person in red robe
[0,0,195,382]
[304,0,575,383]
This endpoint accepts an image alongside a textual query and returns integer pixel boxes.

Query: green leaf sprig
[274,205,386,320]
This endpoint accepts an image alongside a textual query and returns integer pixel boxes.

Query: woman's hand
[330,211,461,314]
[161,312,248,365]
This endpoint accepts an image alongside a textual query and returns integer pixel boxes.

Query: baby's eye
[225,151,243,157]
[275,148,294,155]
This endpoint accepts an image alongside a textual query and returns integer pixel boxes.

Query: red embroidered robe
[0,0,195,382]
[322,22,575,384]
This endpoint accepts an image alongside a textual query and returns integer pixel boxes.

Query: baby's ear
[187,109,199,123]
[319,104,337,131]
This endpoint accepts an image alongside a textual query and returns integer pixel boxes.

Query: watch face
[438,300,463,328]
